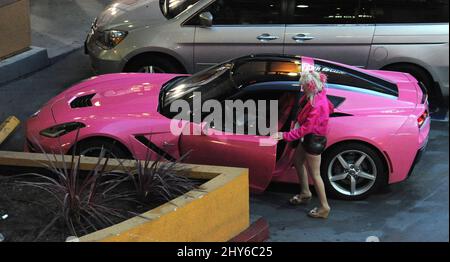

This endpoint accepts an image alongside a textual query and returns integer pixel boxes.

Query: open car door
[179,122,277,193]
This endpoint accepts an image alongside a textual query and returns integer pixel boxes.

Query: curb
[0,46,49,85]
[48,46,84,64]
[230,217,270,242]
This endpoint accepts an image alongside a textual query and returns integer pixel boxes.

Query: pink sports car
[25,55,430,200]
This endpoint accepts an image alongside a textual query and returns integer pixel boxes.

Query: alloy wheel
[327,150,377,196]
[80,147,118,159]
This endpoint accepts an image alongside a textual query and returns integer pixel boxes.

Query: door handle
[257,33,280,42]
[163,141,175,147]
[292,34,314,42]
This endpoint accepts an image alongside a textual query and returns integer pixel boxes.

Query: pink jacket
[283,89,334,142]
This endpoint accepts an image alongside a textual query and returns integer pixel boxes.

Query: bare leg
[293,145,312,197]
[304,153,330,211]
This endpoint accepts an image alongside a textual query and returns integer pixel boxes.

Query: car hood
[50,73,182,123]
[96,0,167,31]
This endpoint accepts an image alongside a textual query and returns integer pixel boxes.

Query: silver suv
[85,0,449,109]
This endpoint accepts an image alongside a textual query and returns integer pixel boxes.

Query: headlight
[40,122,86,138]
[95,30,128,49]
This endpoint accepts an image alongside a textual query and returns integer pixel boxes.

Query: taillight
[418,110,429,128]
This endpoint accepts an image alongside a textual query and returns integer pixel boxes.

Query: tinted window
[314,60,399,97]
[366,0,449,23]
[160,0,200,19]
[232,59,301,88]
[160,63,236,118]
[290,0,362,24]
[202,0,283,25]
[222,89,297,135]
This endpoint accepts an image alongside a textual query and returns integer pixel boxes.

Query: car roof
[237,54,397,85]
[230,54,399,98]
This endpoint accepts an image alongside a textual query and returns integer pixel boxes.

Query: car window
[232,59,301,89]
[290,0,362,24]
[221,89,298,135]
[160,0,200,19]
[314,60,399,97]
[365,0,449,23]
[201,0,284,25]
[159,63,236,119]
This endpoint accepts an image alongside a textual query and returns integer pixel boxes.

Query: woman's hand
[271,132,284,141]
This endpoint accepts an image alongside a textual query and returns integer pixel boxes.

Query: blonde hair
[300,70,327,102]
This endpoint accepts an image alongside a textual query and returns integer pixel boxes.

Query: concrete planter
[0,151,250,242]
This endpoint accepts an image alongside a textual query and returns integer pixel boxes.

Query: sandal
[308,207,330,219]
[289,194,312,206]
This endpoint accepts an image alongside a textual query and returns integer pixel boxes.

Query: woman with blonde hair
[272,69,334,219]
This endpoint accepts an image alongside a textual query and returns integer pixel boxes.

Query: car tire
[124,55,183,74]
[383,64,442,111]
[75,139,131,159]
[321,142,388,200]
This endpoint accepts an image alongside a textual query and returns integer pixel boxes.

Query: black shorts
[291,134,327,155]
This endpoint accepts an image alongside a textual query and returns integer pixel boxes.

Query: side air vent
[70,93,96,108]
[327,95,346,108]
[135,135,176,161]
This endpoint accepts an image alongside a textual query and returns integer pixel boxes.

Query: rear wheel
[321,143,388,200]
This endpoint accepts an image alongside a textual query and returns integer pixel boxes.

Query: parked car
[85,0,449,111]
[26,54,430,200]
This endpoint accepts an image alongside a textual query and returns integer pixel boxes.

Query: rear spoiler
[418,82,429,104]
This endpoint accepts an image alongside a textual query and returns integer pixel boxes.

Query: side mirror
[199,11,213,28]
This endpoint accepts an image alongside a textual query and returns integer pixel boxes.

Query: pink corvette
[25,55,430,200]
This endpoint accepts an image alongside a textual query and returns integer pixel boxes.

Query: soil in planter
[0,177,171,242]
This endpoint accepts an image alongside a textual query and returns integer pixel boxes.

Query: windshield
[159,62,236,118]
[159,57,304,118]
[159,0,200,19]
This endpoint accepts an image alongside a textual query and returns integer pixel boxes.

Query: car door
[179,124,278,193]
[178,84,303,193]
[163,56,304,192]
[184,0,287,72]
[283,0,375,68]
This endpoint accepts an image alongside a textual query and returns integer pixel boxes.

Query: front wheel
[123,55,183,74]
[75,139,131,160]
[321,143,388,200]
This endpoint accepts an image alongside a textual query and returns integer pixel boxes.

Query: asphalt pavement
[30,0,110,59]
